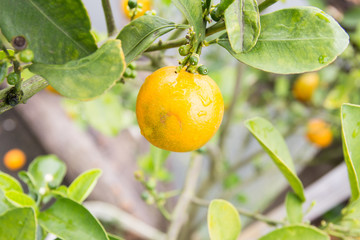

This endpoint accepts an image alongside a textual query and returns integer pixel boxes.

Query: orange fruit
[306,119,333,148]
[136,66,224,152]
[3,148,26,171]
[122,0,152,19]
[292,72,319,102]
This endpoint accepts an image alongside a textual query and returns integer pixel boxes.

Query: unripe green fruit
[189,54,199,66]
[7,72,20,85]
[128,62,136,70]
[19,49,34,63]
[197,65,208,75]
[128,0,137,9]
[178,45,191,56]
[123,68,132,78]
[129,70,137,79]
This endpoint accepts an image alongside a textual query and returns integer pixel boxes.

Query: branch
[258,0,280,12]
[101,0,117,36]
[218,62,244,149]
[166,153,203,240]
[191,197,284,226]
[145,38,188,52]
[0,75,48,114]
[205,21,226,37]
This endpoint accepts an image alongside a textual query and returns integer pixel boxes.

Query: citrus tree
[0,0,359,239]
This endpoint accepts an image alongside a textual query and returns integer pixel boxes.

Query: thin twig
[191,197,284,226]
[205,21,226,37]
[166,153,203,240]
[0,75,48,114]
[145,38,188,52]
[101,0,116,36]
[258,0,280,12]
[219,62,244,149]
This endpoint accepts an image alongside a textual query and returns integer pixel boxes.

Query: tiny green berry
[197,65,208,75]
[128,0,137,9]
[189,54,199,66]
[178,45,190,56]
[123,68,132,78]
[129,70,137,79]
[19,49,34,63]
[7,72,20,85]
[128,62,136,70]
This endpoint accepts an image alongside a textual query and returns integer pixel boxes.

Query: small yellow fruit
[292,72,319,102]
[136,66,224,152]
[306,119,333,148]
[121,0,152,19]
[3,148,26,171]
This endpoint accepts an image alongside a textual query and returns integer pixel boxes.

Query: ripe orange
[292,72,319,102]
[121,0,152,19]
[306,119,333,148]
[3,148,26,171]
[136,66,224,152]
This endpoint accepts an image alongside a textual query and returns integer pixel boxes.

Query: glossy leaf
[0,172,23,192]
[259,225,329,240]
[171,0,205,44]
[51,185,68,198]
[30,40,125,100]
[219,7,349,74]
[224,0,260,53]
[18,171,37,191]
[0,0,97,64]
[5,190,36,208]
[245,117,305,201]
[0,188,13,215]
[117,15,187,63]
[39,197,109,240]
[28,155,66,190]
[208,199,241,240]
[0,207,36,240]
[68,169,102,203]
[285,192,303,224]
[341,103,360,201]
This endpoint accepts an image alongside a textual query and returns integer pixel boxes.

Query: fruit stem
[101,0,117,36]
[258,0,280,12]
[145,38,188,52]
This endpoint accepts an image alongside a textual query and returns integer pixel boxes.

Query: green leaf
[39,197,109,240]
[285,192,303,224]
[342,7,360,28]
[28,155,66,190]
[5,190,36,208]
[171,0,206,44]
[117,15,187,63]
[0,0,97,64]
[0,62,7,84]
[68,169,102,203]
[208,199,241,240]
[0,188,14,215]
[341,103,360,201]
[30,40,125,100]
[259,225,329,240]
[51,185,68,198]
[245,117,305,201]
[224,0,260,53]
[218,7,349,74]
[0,172,23,192]
[0,207,37,240]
